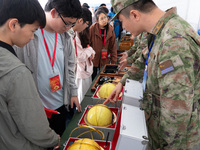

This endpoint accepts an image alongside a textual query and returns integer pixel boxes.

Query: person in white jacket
[75,30,95,103]
[72,7,95,103]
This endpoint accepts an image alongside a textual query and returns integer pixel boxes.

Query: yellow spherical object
[97,83,116,99]
[67,138,101,150]
[85,104,113,127]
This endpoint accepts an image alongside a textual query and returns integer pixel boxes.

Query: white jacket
[75,35,95,79]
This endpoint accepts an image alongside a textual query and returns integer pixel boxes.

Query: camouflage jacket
[126,36,139,58]
[121,7,200,149]
[126,32,148,64]
[120,33,148,85]
[147,7,200,149]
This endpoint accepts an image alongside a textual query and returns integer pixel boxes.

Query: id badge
[101,49,108,59]
[142,65,148,92]
[49,74,61,92]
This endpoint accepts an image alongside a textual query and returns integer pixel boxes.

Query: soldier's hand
[119,59,128,71]
[71,96,82,112]
[103,82,123,105]
[118,52,128,62]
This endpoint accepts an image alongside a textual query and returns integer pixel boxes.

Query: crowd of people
[0,0,117,149]
[1,0,200,149]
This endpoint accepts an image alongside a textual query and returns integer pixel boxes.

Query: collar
[150,7,177,35]
[68,28,76,39]
[0,41,17,57]
[94,23,111,39]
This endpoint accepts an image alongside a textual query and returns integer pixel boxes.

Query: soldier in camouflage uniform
[118,32,148,70]
[103,0,200,149]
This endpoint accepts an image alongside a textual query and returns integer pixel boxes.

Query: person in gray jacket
[0,0,59,149]
[14,0,82,136]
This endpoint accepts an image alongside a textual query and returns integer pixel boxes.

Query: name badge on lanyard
[49,74,61,92]
[41,29,61,92]
[99,26,107,59]
[101,49,108,59]
[142,36,156,91]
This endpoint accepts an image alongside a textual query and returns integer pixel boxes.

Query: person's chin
[17,42,29,48]
[103,24,108,27]
[59,30,66,34]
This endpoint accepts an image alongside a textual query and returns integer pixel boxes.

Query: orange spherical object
[67,138,101,150]
[97,83,116,99]
[85,104,115,127]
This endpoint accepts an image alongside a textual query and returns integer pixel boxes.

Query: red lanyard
[41,29,58,70]
[99,26,106,47]
[74,38,77,56]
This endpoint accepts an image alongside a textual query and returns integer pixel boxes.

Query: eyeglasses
[85,22,90,28]
[58,13,76,28]
[99,16,108,21]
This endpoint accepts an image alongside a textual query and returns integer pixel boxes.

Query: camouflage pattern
[126,37,138,58]
[126,32,148,64]
[120,7,200,149]
[120,32,148,85]
[127,34,142,57]
[111,0,139,21]
[145,7,200,149]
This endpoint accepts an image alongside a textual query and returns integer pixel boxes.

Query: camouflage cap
[111,0,139,21]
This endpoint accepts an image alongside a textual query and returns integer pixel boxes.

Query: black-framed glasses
[58,13,76,28]
[85,22,90,28]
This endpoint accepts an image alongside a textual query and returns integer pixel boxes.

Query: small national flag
[44,108,60,119]
[159,60,174,75]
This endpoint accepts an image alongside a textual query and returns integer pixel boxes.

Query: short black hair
[111,7,114,13]
[79,28,89,48]
[95,9,107,21]
[44,0,82,18]
[121,0,156,18]
[81,7,92,25]
[98,6,109,15]
[99,3,106,7]
[0,0,46,28]
[82,3,90,9]
[78,7,92,49]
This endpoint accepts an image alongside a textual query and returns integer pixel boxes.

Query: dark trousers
[92,67,100,81]
[47,105,75,150]
[48,105,75,136]
[65,105,76,127]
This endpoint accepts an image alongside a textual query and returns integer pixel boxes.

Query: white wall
[39,0,47,8]
[154,0,200,31]
[186,0,200,30]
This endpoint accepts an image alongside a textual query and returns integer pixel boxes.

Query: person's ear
[130,10,140,21]
[78,18,84,24]
[8,19,19,31]
[51,8,58,18]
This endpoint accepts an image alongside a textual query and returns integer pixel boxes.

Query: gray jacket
[14,32,78,107]
[0,47,58,150]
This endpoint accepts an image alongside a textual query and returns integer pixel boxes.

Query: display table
[58,96,93,150]
[85,67,103,97]
[58,70,121,150]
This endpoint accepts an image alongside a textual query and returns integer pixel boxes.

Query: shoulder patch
[159,60,174,75]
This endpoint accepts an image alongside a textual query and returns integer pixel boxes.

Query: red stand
[111,106,122,150]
